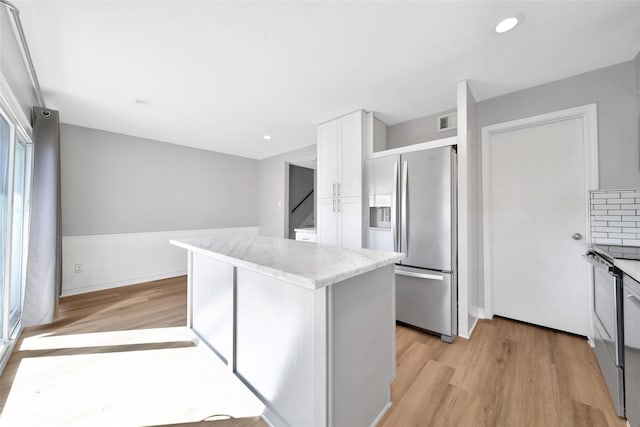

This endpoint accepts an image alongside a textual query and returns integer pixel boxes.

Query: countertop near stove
[615,259,640,283]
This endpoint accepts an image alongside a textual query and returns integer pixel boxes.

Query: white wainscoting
[61,227,259,296]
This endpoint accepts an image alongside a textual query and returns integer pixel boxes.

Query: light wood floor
[0,277,626,426]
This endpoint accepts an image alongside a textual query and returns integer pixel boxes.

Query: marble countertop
[614,259,640,283]
[170,235,404,290]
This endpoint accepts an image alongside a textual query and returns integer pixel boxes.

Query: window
[0,105,33,365]
[0,113,10,346]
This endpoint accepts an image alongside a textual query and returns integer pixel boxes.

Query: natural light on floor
[1,327,265,426]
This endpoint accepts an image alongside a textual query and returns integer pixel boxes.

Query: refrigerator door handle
[401,160,408,256]
[396,269,444,281]
[391,161,399,252]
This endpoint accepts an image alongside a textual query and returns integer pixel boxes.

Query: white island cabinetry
[171,236,403,427]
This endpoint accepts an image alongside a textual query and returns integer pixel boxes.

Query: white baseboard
[62,270,188,296]
[62,226,258,296]
[371,401,392,427]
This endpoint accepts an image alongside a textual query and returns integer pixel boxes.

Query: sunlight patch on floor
[2,330,265,426]
[19,327,192,351]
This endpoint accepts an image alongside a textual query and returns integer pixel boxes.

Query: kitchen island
[170,235,403,427]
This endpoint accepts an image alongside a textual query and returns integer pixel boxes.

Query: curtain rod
[0,0,46,109]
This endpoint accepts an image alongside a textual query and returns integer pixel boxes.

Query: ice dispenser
[369,195,392,229]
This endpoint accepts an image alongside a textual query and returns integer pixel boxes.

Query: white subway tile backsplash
[608,198,635,204]
[609,222,637,227]
[590,189,640,246]
[609,233,637,239]
[595,215,621,221]
[591,221,608,226]
[608,210,636,216]
[595,238,623,244]
[594,226,622,233]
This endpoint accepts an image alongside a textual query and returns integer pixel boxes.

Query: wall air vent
[437,113,457,132]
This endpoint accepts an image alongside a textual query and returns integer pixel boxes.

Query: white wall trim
[61,226,258,296]
[481,104,599,321]
[0,71,32,138]
[367,135,457,159]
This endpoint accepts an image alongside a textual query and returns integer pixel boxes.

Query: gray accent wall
[386,109,457,150]
[477,60,640,190]
[635,51,640,95]
[259,144,316,238]
[61,124,259,236]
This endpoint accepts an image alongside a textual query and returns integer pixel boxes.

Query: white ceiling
[15,1,640,159]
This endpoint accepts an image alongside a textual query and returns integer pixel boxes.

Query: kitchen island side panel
[191,252,234,364]
[331,264,395,426]
[235,267,318,426]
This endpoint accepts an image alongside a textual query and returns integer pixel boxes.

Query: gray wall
[477,60,640,190]
[61,124,259,236]
[386,108,456,150]
[259,144,316,238]
[0,8,38,119]
[288,164,314,238]
[635,51,640,95]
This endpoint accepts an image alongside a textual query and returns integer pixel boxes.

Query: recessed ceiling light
[263,135,272,140]
[134,99,152,106]
[494,16,520,34]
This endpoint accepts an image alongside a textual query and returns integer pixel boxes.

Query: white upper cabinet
[317,111,364,200]
[337,114,363,198]
[317,120,340,199]
[317,110,366,248]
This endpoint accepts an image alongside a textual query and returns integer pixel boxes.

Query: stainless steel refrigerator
[365,146,457,342]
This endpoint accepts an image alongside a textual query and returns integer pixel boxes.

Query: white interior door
[484,109,595,336]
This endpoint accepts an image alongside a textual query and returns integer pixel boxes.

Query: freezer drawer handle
[396,270,444,280]
[627,293,640,309]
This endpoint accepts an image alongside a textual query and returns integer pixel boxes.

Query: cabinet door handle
[333,183,336,196]
[337,198,341,212]
[332,198,336,212]
[337,182,341,196]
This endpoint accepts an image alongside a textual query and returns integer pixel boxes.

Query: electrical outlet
[74,264,84,273]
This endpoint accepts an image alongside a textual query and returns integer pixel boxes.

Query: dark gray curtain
[23,107,61,326]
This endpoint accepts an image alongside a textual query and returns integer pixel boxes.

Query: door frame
[481,104,599,322]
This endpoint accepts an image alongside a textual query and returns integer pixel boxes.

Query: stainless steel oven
[624,273,640,427]
[585,250,625,417]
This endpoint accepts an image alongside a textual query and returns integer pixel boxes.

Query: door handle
[337,182,341,196]
[333,183,336,197]
[391,162,399,252]
[627,293,640,309]
[332,198,336,212]
[572,233,583,241]
[401,160,408,256]
[396,270,444,280]
[337,198,341,212]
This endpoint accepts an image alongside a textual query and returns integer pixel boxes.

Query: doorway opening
[288,163,315,240]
